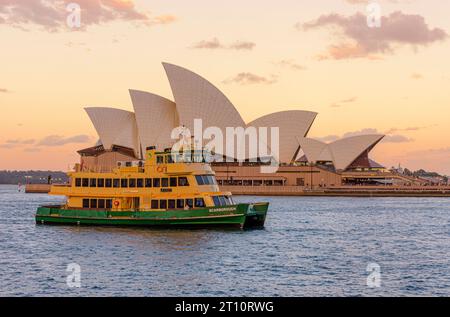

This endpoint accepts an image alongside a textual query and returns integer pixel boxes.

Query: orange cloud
[223,72,277,85]
[190,38,255,51]
[300,11,448,60]
[0,0,175,31]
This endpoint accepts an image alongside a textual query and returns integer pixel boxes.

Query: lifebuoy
[113,200,120,207]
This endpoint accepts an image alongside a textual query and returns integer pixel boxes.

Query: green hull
[35,203,268,229]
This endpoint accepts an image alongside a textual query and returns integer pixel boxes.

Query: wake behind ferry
[35,147,268,228]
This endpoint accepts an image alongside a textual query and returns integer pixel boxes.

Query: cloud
[385,125,434,134]
[272,59,306,71]
[382,134,413,143]
[5,139,35,144]
[0,143,17,149]
[410,73,423,79]
[0,139,35,149]
[223,73,277,85]
[190,38,255,51]
[151,14,177,25]
[0,0,176,31]
[228,40,256,50]
[344,128,413,143]
[0,88,10,93]
[36,134,92,146]
[23,148,41,153]
[330,96,357,108]
[316,128,412,144]
[300,11,448,60]
[315,135,340,143]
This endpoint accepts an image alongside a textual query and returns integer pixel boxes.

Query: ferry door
[133,197,140,210]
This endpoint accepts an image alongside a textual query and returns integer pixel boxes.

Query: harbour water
[1,184,449,296]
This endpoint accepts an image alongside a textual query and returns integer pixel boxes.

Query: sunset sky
[1,0,449,174]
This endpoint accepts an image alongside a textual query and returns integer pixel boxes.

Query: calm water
[0,184,449,297]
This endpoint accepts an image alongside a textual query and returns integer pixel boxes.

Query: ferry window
[219,196,227,206]
[75,178,81,187]
[161,178,169,187]
[106,199,112,209]
[145,178,152,187]
[167,155,174,163]
[121,179,128,188]
[151,200,159,209]
[227,196,235,205]
[153,178,160,187]
[98,178,104,187]
[195,198,205,208]
[137,178,143,188]
[90,199,97,208]
[186,198,193,208]
[195,175,204,185]
[212,196,221,206]
[170,177,177,187]
[176,199,184,209]
[98,199,105,209]
[113,178,120,188]
[156,156,164,164]
[159,200,167,209]
[105,179,112,188]
[208,176,217,185]
[217,180,223,186]
[82,199,89,208]
[178,177,189,186]
[82,178,89,187]
[168,199,176,209]
[129,178,136,188]
[90,178,97,187]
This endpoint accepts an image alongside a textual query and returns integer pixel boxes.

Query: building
[77,62,413,190]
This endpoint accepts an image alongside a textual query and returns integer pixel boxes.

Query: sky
[0,0,449,174]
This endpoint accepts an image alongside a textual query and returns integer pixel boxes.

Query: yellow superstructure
[50,147,235,211]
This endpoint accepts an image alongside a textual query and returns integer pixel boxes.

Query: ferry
[35,147,268,229]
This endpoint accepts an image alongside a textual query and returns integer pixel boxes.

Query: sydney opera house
[77,63,419,194]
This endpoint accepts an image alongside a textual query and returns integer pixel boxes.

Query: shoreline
[22,183,450,197]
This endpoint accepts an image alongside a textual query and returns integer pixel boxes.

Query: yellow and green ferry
[35,147,268,229]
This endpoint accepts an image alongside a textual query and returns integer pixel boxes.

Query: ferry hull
[35,203,268,229]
